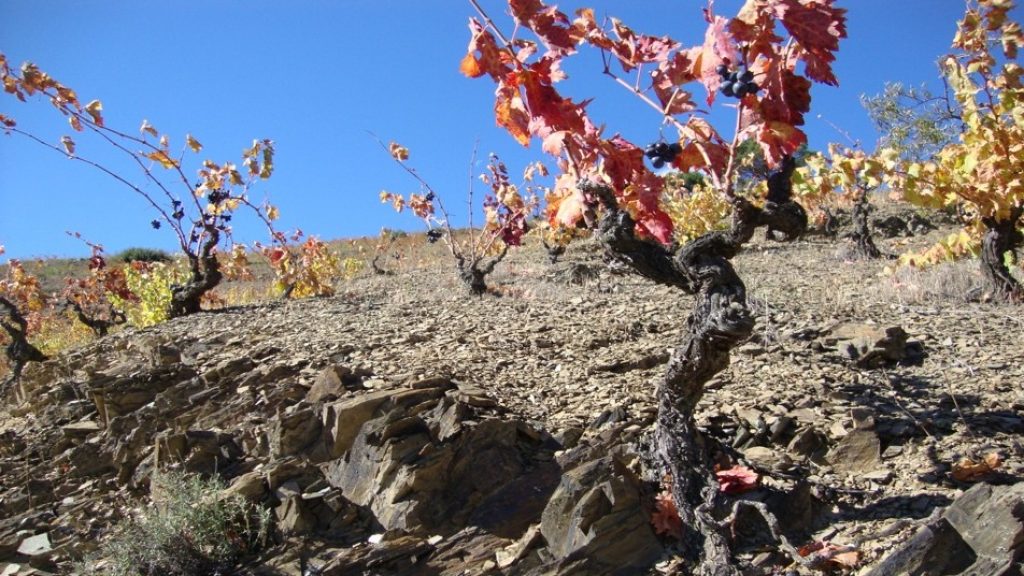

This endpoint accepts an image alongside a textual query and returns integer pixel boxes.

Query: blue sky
[0,0,1007,260]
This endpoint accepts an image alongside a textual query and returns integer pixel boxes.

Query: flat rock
[826,429,881,474]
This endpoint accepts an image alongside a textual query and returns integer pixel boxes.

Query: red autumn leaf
[757,65,813,126]
[652,52,698,115]
[729,1,783,59]
[772,0,848,86]
[798,540,861,570]
[694,16,742,102]
[716,465,760,494]
[597,135,647,193]
[509,0,582,56]
[520,60,587,138]
[637,210,674,245]
[462,19,513,81]
[757,120,807,169]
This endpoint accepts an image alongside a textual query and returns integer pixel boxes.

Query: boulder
[321,383,557,537]
[539,456,662,574]
[866,482,1024,575]
[820,323,911,368]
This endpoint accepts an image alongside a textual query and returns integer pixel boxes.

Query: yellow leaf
[84,100,103,126]
[60,135,75,155]
[144,150,179,169]
[186,134,202,153]
[389,142,409,162]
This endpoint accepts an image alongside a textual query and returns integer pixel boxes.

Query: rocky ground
[1,208,1022,575]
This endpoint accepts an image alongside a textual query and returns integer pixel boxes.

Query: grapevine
[379,140,541,294]
[793,144,890,258]
[0,256,48,385]
[0,54,288,317]
[877,0,1024,300]
[464,0,845,571]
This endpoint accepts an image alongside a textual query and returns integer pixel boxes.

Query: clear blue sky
[0,0,1008,260]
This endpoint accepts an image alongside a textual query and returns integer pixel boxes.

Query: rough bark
[845,189,886,259]
[66,299,126,337]
[0,296,47,386]
[457,244,509,295]
[169,227,223,318]
[980,207,1023,301]
[542,240,566,264]
[371,253,396,276]
[593,156,806,574]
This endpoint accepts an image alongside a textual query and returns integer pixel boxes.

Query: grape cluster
[426,229,443,243]
[207,189,229,204]
[717,64,758,99]
[644,141,682,169]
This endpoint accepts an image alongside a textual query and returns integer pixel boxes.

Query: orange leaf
[547,188,585,228]
[951,452,1002,482]
[650,490,683,538]
[389,142,409,162]
[460,53,483,78]
[84,99,103,126]
[144,150,179,169]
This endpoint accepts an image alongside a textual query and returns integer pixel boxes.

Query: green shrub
[79,470,271,576]
[107,261,188,327]
[114,247,172,264]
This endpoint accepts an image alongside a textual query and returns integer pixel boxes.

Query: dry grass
[879,259,987,306]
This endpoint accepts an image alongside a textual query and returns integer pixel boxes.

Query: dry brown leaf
[951,452,1002,482]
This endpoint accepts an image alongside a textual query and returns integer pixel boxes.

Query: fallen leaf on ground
[951,452,1002,482]
[715,465,760,494]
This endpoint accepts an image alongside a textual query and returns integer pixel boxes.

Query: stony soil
[1,208,1022,575]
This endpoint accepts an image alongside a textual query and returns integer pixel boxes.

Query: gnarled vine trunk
[845,188,885,259]
[456,244,508,295]
[595,157,806,574]
[980,207,1023,300]
[169,227,223,318]
[67,299,126,337]
[0,296,47,387]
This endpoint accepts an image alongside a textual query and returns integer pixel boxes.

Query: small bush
[107,261,189,327]
[79,470,271,576]
[114,247,172,264]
